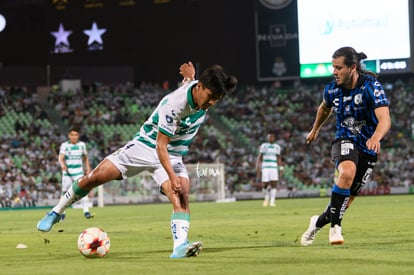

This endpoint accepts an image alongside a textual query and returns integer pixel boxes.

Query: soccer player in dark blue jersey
[301,46,391,246]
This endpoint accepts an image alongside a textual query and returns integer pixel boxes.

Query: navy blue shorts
[331,139,377,196]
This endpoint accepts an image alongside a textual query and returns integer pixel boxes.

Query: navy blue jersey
[323,74,390,156]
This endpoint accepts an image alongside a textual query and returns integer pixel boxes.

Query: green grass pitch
[1,194,413,275]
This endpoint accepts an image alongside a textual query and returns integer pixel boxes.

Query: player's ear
[350,63,357,72]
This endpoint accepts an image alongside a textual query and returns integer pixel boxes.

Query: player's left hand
[366,137,381,153]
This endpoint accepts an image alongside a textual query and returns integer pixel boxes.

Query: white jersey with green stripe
[259,142,281,170]
[134,80,207,156]
[59,141,88,178]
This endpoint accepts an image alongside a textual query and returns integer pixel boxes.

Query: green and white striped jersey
[135,80,207,156]
[259,142,281,170]
[59,141,88,178]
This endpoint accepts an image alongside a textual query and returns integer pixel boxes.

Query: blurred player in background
[301,46,391,246]
[59,127,93,220]
[256,133,282,207]
[37,61,238,259]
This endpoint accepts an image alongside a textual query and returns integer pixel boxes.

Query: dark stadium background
[0,0,258,86]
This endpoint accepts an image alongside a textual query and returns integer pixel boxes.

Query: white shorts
[106,140,189,188]
[261,168,279,182]
[62,174,83,193]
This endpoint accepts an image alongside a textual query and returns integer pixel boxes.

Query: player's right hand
[180,61,195,82]
[171,176,182,193]
[306,129,319,144]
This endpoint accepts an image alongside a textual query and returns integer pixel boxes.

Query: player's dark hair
[68,127,80,133]
[332,46,377,77]
[199,65,238,99]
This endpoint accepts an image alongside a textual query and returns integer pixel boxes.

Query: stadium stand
[1,77,414,207]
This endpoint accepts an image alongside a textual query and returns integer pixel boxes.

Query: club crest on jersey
[354,94,363,105]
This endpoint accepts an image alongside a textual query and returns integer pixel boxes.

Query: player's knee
[338,170,355,185]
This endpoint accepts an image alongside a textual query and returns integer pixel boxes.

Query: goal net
[95,162,228,206]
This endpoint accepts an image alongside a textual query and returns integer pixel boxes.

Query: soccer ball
[77,227,110,258]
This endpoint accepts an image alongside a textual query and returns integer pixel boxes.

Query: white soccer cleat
[301,215,320,246]
[170,241,203,259]
[329,225,344,245]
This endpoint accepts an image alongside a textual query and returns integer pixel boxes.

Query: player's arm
[366,106,391,153]
[82,154,92,175]
[277,154,284,172]
[58,153,67,172]
[180,61,195,84]
[156,131,181,193]
[306,101,332,144]
[255,152,263,178]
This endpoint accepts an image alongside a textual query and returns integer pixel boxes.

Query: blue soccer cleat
[84,212,95,219]
[170,240,203,259]
[37,211,61,232]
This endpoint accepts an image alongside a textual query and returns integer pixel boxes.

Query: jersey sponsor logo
[375,98,388,104]
[65,155,82,160]
[159,123,173,132]
[165,114,174,124]
[374,89,385,97]
[341,117,366,135]
[327,88,336,94]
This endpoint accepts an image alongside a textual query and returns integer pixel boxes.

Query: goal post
[96,162,231,206]
[186,162,227,202]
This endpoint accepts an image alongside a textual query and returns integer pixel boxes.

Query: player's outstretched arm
[180,61,195,83]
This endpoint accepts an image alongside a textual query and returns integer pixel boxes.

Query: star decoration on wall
[83,22,107,45]
[51,23,72,46]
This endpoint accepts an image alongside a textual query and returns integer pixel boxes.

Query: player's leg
[302,140,354,246]
[161,177,202,258]
[261,168,271,206]
[59,175,73,221]
[347,152,377,209]
[163,177,190,244]
[262,182,270,207]
[154,157,202,258]
[269,168,279,206]
[269,180,277,207]
[302,155,370,247]
[37,159,121,232]
[80,194,94,219]
[56,159,121,213]
[328,140,359,245]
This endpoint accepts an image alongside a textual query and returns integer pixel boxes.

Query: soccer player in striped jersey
[301,47,391,246]
[37,61,238,259]
[256,133,282,207]
[58,127,93,219]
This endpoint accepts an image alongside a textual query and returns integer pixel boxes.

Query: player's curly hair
[199,65,238,99]
[332,46,377,77]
